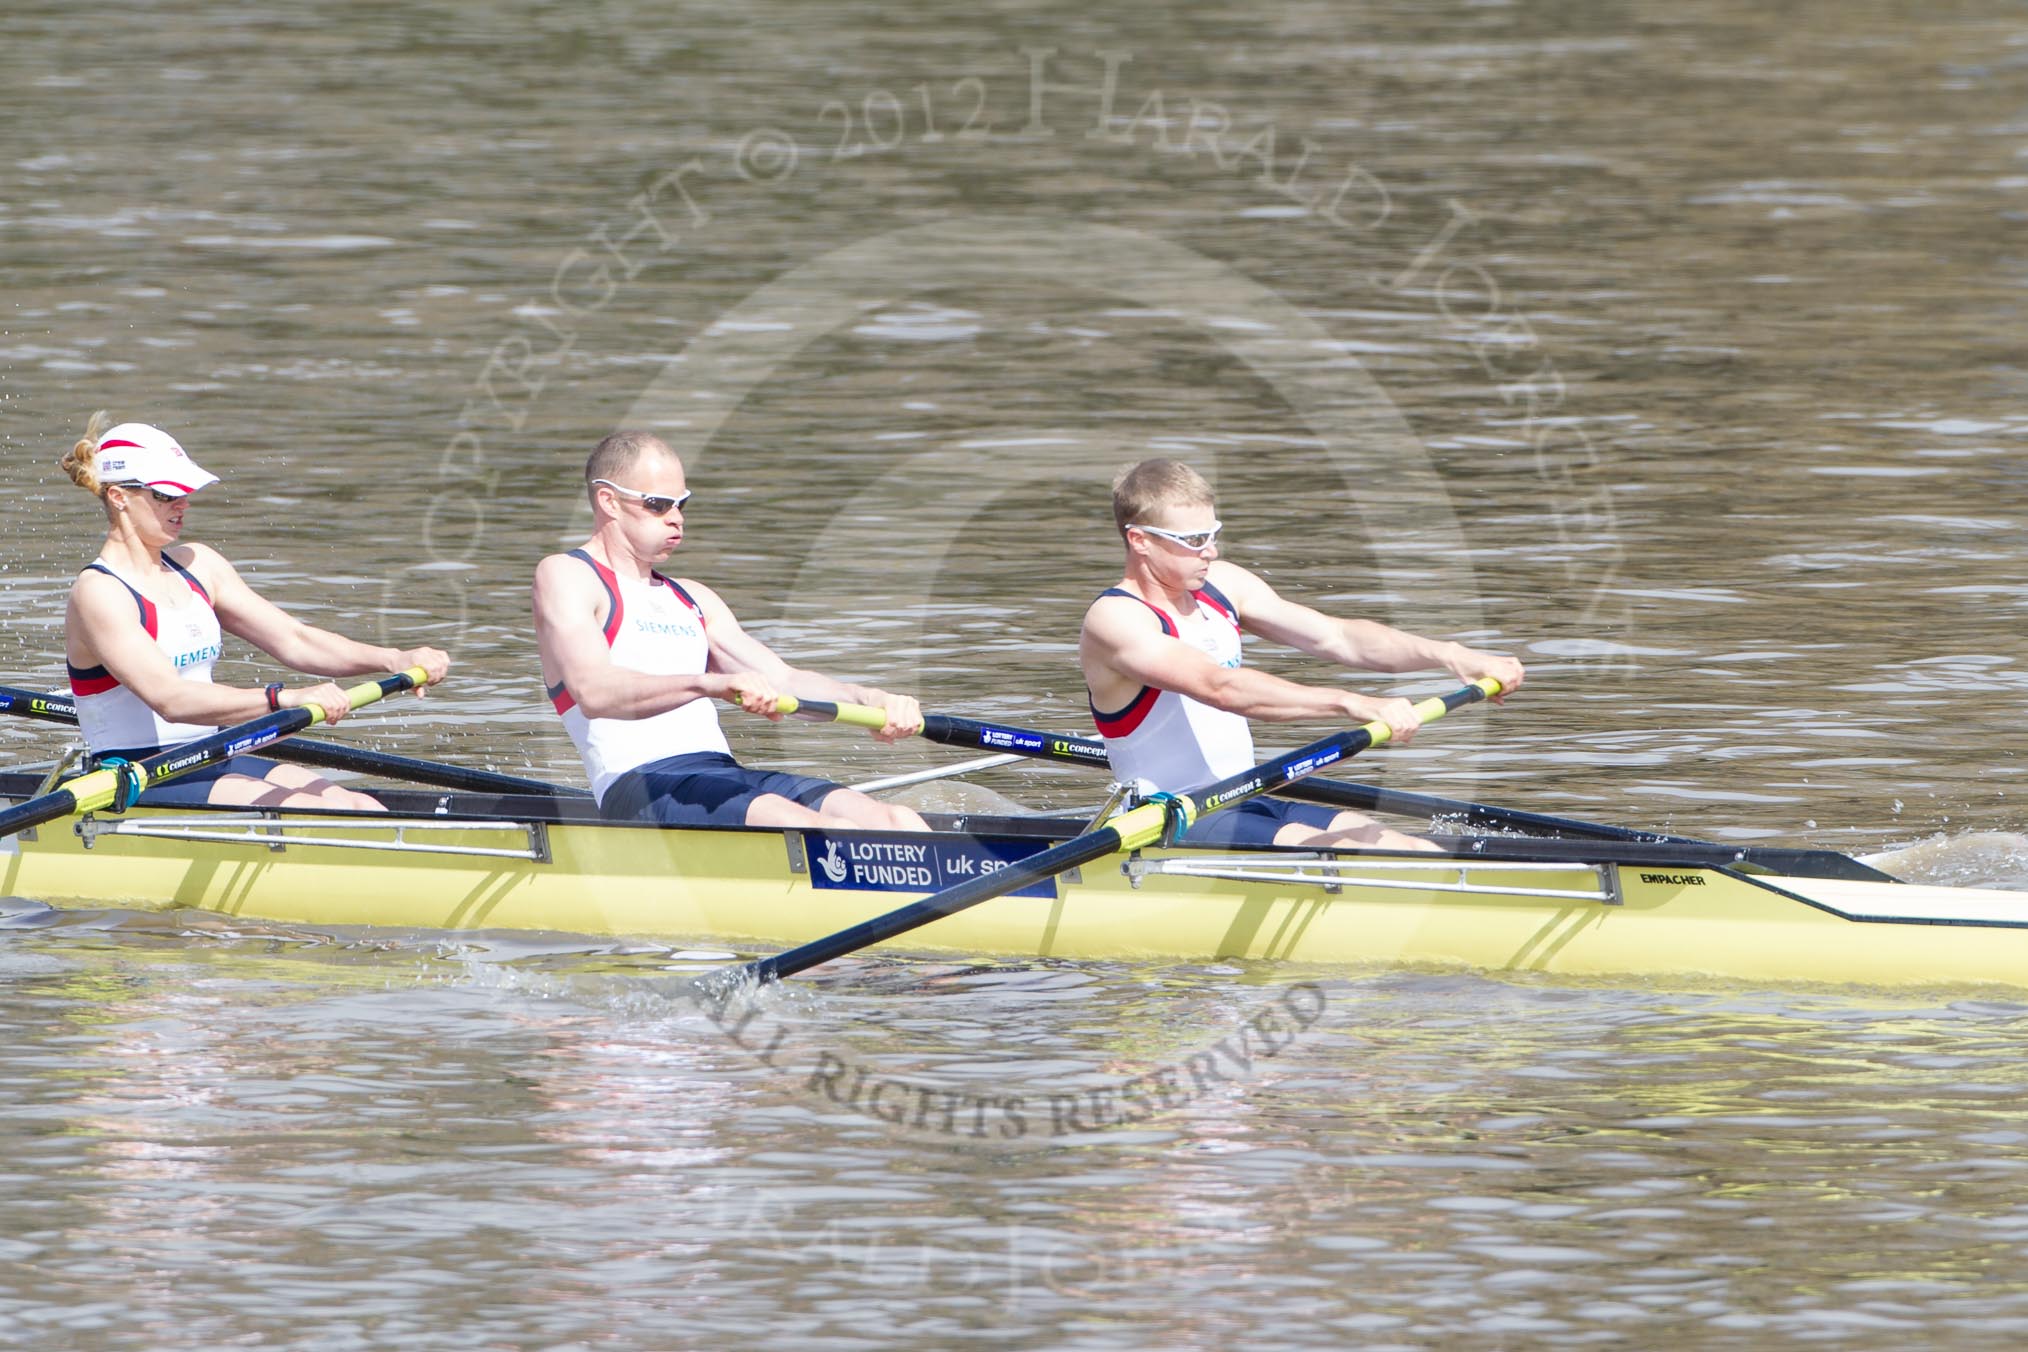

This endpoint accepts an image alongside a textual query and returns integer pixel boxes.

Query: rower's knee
[272,784,385,812]
[322,785,387,812]
[1275,819,1439,852]
[1325,826,1440,852]
[877,802,929,832]
[742,793,820,829]
[813,792,927,832]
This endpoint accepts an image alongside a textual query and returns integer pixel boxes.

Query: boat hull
[6,791,2028,989]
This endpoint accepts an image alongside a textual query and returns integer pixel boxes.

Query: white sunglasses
[595,479,692,515]
[1129,520,1222,551]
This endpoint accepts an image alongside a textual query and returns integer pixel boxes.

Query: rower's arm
[680,579,921,742]
[532,555,761,721]
[1210,562,1525,696]
[201,546,451,686]
[1081,594,1410,727]
[66,571,283,727]
[532,559,783,723]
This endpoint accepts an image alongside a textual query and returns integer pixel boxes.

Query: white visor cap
[93,423,220,497]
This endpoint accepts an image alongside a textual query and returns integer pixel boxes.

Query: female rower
[60,413,450,808]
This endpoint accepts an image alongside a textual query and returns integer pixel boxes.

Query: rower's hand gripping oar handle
[760,695,919,740]
[81,667,429,814]
[710,691,873,725]
[322,666,435,722]
[771,695,886,729]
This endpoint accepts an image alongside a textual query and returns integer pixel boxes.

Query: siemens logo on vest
[174,645,223,669]
[633,619,701,639]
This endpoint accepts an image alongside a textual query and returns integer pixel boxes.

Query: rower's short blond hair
[1111,458,1213,537]
[584,430,675,502]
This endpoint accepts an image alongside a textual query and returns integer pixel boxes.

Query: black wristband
[265,683,283,712]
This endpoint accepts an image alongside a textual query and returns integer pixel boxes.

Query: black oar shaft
[260,739,581,798]
[0,688,78,725]
[914,709,1692,846]
[695,688,1679,848]
[0,683,582,799]
[0,670,424,841]
[0,784,84,840]
[1266,778,1697,846]
[921,714,1111,767]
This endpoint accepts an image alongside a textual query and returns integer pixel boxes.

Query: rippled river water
[7,1,2028,1346]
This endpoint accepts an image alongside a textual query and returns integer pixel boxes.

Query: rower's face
[114,484,195,543]
[1132,501,1220,585]
[610,453,689,560]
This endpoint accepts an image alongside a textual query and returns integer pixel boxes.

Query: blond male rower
[533,431,927,830]
[60,413,451,809]
[1080,459,1525,850]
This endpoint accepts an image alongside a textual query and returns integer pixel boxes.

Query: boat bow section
[1747,875,2028,929]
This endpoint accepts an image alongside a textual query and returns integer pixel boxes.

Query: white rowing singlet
[547,549,732,802]
[68,554,223,751]
[1089,581,1255,793]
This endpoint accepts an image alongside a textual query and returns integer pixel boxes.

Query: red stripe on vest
[1092,683,1163,738]
[656,573,708,625]
[1088,588,1179,739]
[574,552,626,645]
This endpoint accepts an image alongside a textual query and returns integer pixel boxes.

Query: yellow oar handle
[1356,675,1502,749]
[769,695,891,730]
[302,666,433,726]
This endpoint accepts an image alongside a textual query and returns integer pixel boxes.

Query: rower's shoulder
[534,548,596,584]
[1081,584,1142,617]
[166,540,227,579]
[68,560,127,609]
[1081,586,1166,637]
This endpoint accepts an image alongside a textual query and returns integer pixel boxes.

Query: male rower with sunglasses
[533,430,927,830]
[1080,458,1525,850]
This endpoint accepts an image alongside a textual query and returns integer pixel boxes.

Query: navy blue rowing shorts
[1177,797,1347,847]
[599,751,842,827]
